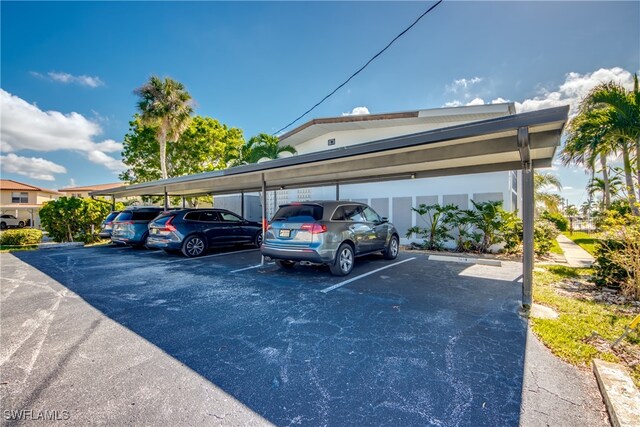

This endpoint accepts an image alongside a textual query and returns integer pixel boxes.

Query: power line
[274,0,444,135]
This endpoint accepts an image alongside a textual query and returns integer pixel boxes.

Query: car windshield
[273,205,323,222]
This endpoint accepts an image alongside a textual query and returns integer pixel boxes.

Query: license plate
[152,228,159,234]
[279,229,291,238]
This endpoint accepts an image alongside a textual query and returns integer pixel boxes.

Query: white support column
[336,182,340,201]
[519,127,534,308]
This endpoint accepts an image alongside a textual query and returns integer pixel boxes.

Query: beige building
[58,182,123,199]
[0,179,62,228]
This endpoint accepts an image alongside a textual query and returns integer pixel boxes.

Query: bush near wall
[39,197,113,243]
[0,229,43,246]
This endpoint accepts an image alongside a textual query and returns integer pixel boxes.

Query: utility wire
[274,0,444,135]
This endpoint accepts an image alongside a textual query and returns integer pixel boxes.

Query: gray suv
[261,201,399,276]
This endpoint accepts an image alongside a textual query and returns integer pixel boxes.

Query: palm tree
[534,172,562,214]
[581,75,640,215]
[563,108,616,208]
[134,76,193,179]
[249,133,297,161]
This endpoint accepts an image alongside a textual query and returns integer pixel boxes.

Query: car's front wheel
[18,221,24,228]
[0,222,6,230]
[330,243,354,276]
[383,235,399,260]
[182,235,206,257]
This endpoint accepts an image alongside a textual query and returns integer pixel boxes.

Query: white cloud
[516,67,634,117]
[446,77,483,93]
[342,106,370,116]
[466,97,485,106]
[0,153,67,181]
[31,70,105,88]
[86,150,125,171]
[0,89,123,171]
[443,100,463,108]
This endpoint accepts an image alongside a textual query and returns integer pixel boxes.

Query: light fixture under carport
[91,106,569,307]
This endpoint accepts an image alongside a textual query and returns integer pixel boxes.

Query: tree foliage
[39,197,122,243]
[228,133,297,165]
[120,115,245,183]
[134,76,194,179]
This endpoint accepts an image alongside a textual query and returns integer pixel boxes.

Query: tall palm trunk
[159,126,168,180]
[621,142,639,216]
[599,154,611,208]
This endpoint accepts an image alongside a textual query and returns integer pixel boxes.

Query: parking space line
[162,248,260,264]
[320,257,416,293]
[230,264,264,273]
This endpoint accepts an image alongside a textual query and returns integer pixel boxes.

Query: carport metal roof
[93,105,569,309]
[92,106,568,199]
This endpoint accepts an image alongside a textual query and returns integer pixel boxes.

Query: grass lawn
[0,245,39,253]
[562,231,599,255]
[549,237,564,255]
[532,265,639,387]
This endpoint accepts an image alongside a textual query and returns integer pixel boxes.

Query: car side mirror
[380,217,389,223]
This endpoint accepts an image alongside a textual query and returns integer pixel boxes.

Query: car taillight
[164,216,177,232]
[262,219,268,229]
[300,223,327,234]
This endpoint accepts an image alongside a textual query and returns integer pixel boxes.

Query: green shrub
[0,229,43,246]
[534,219,560,255]
[541,211,569,232]
[39,197,114,243]
[406,203,455,250]
[593,212,640,299]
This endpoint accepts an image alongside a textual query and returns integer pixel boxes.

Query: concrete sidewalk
[556,234,595,268]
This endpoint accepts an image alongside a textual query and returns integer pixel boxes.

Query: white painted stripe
[320,257,416,293]
[428,254,501,267]
[230,264,263,273]
[166,248,260,263]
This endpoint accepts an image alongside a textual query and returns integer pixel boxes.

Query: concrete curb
[428,254,501,267]
[38,242,85,250]
[592,359,640,427]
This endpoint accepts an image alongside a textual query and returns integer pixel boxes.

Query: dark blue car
[147,208,263,257]
[111,207,165,247]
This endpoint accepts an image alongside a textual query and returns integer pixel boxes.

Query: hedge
[0,229,43,246]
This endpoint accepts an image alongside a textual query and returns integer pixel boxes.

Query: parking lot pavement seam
[320,257,416,293]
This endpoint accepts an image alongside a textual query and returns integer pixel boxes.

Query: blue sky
[1,1,639,207]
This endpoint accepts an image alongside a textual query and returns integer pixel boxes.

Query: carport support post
[111,195,115,211]
[261,174,267,266]
[240,190,245,218]
[181,196,186,209]
[520,128,534,309]
[163,187,169,210]
[336,182,340,200]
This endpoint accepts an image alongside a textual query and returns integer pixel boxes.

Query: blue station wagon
[146,209,263,257]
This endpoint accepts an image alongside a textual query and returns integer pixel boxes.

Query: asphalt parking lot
[1,245,608,426]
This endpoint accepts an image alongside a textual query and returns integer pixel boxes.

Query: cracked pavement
[1,246,609,426]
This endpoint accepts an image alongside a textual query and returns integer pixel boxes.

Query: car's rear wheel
[276,260,296,269]
[254,231,263,247]
[330,243,354,276]
[383,235,399,260]
[18,221,24,228]
[182,235,206,257]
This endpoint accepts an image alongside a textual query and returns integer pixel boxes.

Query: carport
[92,106,569,307]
